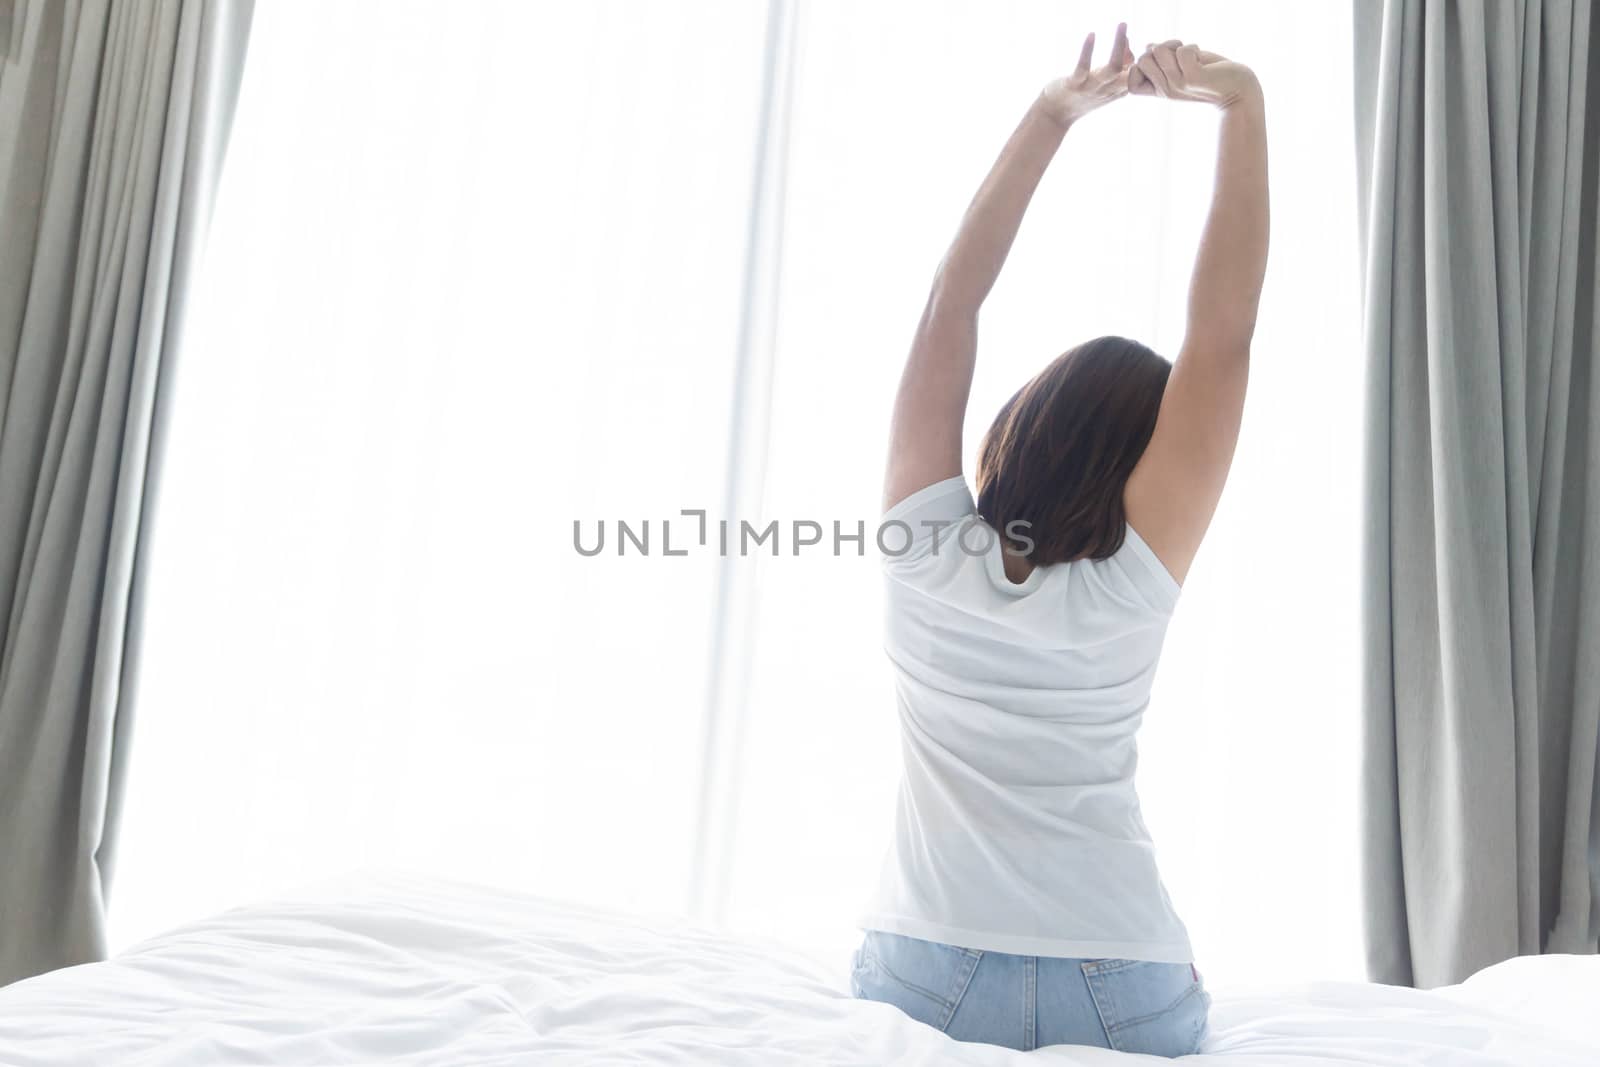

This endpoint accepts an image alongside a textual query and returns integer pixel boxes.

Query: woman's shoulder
[879,476,977,565]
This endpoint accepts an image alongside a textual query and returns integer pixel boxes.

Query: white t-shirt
[859,475,1194,962]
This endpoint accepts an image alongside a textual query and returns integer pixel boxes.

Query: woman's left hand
[1037,22,1134,127]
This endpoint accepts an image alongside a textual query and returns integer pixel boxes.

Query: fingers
[1135,50,1171,96]
[1107,22,1131,70]
[1175,44,1201,79]
[1132,40,1214,98]
[1150,43,1183,88]
[1076,32,1096,74]
[1118,36,1222,99]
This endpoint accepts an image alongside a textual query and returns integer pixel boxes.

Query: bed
[0,871,1594,1065]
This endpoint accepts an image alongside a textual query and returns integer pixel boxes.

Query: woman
[850,25,1269,1057]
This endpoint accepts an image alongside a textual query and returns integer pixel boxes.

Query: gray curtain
[0,0,252,986]
[1355,0,1600,989]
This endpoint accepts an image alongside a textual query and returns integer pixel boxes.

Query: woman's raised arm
[883,25,1134,511]
[1124,42,1270,582]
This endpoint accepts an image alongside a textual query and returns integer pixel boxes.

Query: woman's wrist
[1033,93,1076,131]
[1216,71,1263,113]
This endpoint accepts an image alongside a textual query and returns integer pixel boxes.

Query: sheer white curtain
[115,0,1361,989]
[112,0,768,944]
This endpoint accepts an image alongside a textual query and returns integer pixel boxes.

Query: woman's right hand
[1128,41,1260,109]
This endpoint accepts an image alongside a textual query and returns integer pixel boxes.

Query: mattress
[0,870,1595,1065]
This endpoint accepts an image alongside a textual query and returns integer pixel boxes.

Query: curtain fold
[1355,0,1600,989]
[0,0,252,986]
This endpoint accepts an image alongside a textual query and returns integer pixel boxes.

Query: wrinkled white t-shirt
[859,475,1194,962]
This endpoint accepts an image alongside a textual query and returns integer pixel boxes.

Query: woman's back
[862,475,1193,962]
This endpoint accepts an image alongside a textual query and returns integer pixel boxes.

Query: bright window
[115,0,1362,988]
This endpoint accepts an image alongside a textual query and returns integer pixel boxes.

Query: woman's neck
[1001,549,1036,586]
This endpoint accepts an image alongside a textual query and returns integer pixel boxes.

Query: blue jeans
[849,930,1210,1056]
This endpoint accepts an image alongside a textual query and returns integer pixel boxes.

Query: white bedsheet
[0,870,1594,1065]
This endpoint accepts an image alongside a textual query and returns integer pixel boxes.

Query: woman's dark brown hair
[975,335,1170,565]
